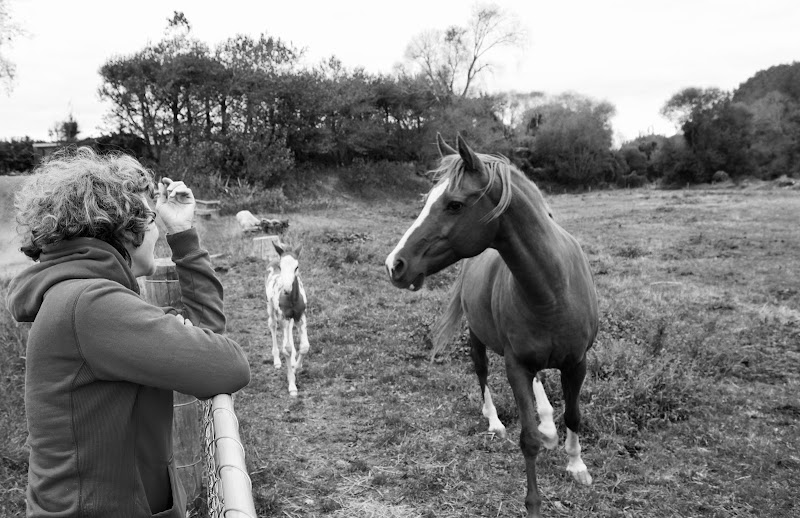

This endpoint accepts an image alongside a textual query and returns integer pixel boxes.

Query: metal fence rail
[202,394,257,518]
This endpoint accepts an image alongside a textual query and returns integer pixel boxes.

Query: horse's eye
[446,201,464,213]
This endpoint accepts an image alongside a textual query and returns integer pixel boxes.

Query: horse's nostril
[392,257,407,280]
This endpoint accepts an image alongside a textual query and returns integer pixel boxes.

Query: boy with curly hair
[6,147,250,517]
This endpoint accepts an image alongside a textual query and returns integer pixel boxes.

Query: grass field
[1,179,798,517]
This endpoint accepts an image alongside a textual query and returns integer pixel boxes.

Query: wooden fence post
[252,235,280,261]
[138,258,203,506]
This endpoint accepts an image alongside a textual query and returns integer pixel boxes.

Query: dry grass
[1,181,799,517]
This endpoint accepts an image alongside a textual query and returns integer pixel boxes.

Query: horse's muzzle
[386,256,425,291]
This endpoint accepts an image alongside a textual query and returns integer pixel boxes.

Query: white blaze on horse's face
[385,180,449,278]
[278,253,299,293]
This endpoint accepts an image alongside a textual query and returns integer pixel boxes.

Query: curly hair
[14,147,156,262]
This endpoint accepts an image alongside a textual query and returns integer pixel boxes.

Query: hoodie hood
[6,237,139,322]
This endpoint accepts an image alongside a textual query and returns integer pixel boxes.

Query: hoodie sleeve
[72,280,250,398]
[166,229,226,332]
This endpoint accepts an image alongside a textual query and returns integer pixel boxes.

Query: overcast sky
[0,0,798,145]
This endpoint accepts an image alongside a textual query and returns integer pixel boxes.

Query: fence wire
[201,395,257,518]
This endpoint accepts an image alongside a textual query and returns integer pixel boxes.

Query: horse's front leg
[533,372,558,450]
[267,302,281,369]
[561,360,592,485]
[505,354,544,518]
[283,319,299,396]
[470,329,506,438]
[295,313,309,372]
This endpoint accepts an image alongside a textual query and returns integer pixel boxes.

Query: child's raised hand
[156,178,195,234]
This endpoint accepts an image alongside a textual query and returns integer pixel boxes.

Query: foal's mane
[430,153,550,223]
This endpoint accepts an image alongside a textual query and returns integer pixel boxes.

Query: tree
[49,113,80,143]
[660,87,727,129]
[525,94,616,186]
[0,137,34,174]
[1,0,23,91]
[99,47,169,160]
[682,98,755,181]
[660,87,755,182]
[404,3,526,101]
[734,62,800,178]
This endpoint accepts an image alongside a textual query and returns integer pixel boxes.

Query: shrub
[616,172,648,188]
[712,170,730,183]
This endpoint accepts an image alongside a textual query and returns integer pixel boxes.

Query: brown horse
[385,134,598,518]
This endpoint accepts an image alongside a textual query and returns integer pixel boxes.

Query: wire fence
[202,394,257,518]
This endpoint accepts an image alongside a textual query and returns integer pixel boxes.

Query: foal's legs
[283,319,299,396]
[469,329,506,438]
[295,313,310,372]
[533,372,558,450]
[561,360,592,485]
[267,301,282,369]
[505,354,543,518]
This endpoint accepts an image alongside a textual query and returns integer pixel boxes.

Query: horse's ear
[437,133,457,157]
[294,243,303,257]
[273,241,285,256]
[456,134,484,173]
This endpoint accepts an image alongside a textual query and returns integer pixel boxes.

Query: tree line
[2,8,798,194]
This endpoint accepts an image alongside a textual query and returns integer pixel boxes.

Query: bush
[616,172,648,189]
[0,139,35,175]
[712,170,730,183]
[654,137,702,186]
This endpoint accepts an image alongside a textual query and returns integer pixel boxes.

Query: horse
[384,134,598,518]
[265,241,310,396]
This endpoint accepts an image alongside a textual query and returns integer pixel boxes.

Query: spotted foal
[265,241,309,396]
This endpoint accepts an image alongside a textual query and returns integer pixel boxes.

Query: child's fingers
[167,182,193,203]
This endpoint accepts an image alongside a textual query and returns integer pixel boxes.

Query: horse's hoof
[289,390,298,397]
[273,362,282,369]
[568,466,593,486]
[489,424,507,440]
[538,423,558,450]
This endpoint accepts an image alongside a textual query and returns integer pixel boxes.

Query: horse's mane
[430,153,551,222]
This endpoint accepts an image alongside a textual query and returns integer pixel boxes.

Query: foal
[265,241,309,396]
[385,134,598,518]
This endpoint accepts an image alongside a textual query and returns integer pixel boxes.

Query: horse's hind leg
[561,359,592,485]
[533,372,558,450]
[469,329,506,438]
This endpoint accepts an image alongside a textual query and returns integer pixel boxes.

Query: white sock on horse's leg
[287,364,298,397]
[482,387,507,438]
[296,316,309,371]
[269,318,281,369]
[286,323,298,396]
[533,376,558,449]
[565,428,592,485]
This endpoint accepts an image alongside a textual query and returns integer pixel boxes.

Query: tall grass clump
[0,280,29,515]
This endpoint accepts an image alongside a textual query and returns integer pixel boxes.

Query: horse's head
[273,241,303,295]
[385,134,508,291]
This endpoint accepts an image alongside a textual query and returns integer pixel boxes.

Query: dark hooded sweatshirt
[6,229,251,518]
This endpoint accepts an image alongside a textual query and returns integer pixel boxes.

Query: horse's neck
[495,181,567,306]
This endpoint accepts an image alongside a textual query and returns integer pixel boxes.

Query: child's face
[125,193,160,278]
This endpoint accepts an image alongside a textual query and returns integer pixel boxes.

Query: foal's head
[385,134,511,290]
[273,241,303,294]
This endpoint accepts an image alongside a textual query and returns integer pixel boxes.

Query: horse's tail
[431,264,465,361]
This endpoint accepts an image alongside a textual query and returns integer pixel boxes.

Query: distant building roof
[32,142,60,149]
